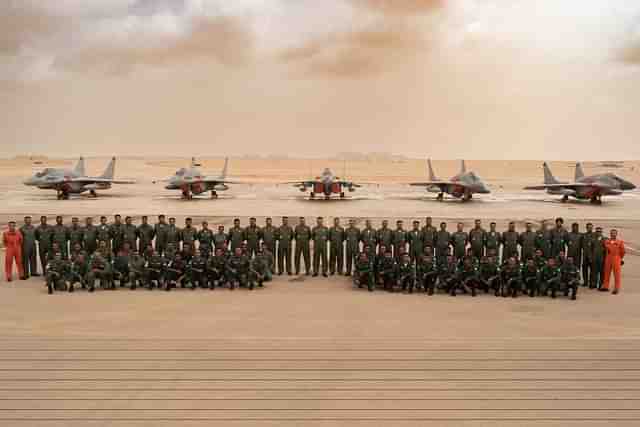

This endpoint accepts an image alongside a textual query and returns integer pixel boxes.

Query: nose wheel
[56,190,70,200]
[89,190,97,198]
[181,190,193,200]
[310,192,315,199]
[437,193,444,201]
[211,191,218,199]
[340,192,345,199]
[561,195,569,203]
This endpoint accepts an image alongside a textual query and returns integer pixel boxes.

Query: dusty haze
[2,0,640,159]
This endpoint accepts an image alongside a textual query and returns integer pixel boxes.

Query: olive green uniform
[451,231,468,260]
[581,231,595,288]
[83,224,98,255]
[329,225,345,274]
[245,225,261,258]
[20,224,37,277]
[421,225,436,256]
[435,230,451,262]
[345,226,361,274]
[312,225,329,275]
[566,232,583,268]
[46,258,69,293]
[276,224,294,274]
[392,228,408,260]
[181,226,198,250]
[519,231,537,261]
[137,224,155,254]
[469,228,485,259]
[154,222,169,255]
[502,230,519,261]
[294,224,312,274]
[484,230,501,259]
[52,224,70,259]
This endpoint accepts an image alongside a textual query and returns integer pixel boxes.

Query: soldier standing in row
[262,218,277,263]
[213,225,227,251]
[392,220,407,261]
[377,220,393,254]
[407,220,422,263]
[52,216,69,259]
[550,217,568,257]
[360,220,377,257]
[502,222,519,261]
[329,217,345,275]
[295,217,311,275]
[519,222,537,262]
[197,221,214,258]
[469,219,485,260]
[69,218,83,253]
[122,217,137,252]
[435,222,451,263]
[452,222,468,261]
[154,215,168,255]
[566,223,583,281]
[83,217,98,255]
[20,216,38,279]
[110,215,125,255]
[166,217,181,252]
[277,217,293,275]
[138,216,155,254]
[312,217,329,277]
[485,222,501,259]
[422,217,436,257]
[181,218,197,250]
[344,219,361,276]
[245,217,261,258]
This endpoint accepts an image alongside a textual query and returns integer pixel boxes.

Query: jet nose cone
[23,178,35,186]
[623,180,637,191]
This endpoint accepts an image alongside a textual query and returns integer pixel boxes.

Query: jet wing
[202,176,246,185]
[282,181,317,187]
[410,181,459,188]
[523,183,597,190]
[72,178,136,184]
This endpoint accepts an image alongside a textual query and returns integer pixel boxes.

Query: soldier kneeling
[226,247,249,290]
[416,254,437,295]
[437,255,458,294]
[397,253,415,293]
[560,256,580,300]
[377,250,396,291]
[454,257,480,297]
[144,250,166,290]
[128,250,146,290]
[206,248,227,289]
[166,252,189,291]
[501,257,523,298]
[522,259,541,297]
[188,249,208,289]
[479,256,501,296]
[67,253,88,293]
[354,252,375,292]
[46,252,69,294]
[540,258,562,299]
[249,248,269,290]
[86,252,113,292]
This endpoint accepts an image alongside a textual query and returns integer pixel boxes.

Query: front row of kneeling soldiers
[45,243,273,294]
[352,246,580,300]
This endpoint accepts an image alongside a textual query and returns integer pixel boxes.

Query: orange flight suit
[603,239,625,291]
[3,229,24,281]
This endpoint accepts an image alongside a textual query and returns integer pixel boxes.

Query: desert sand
[0,157,639,426]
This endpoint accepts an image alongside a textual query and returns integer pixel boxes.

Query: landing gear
[310,192,315,199]
[561,195,569,203]
[181,190,193,200]
[57,190,70,200]
[437,193,444,201]
[590,195,602,205]
[340,192,345,199]
[211,191,218,199]
[462,193,472,202]
[89,190,97,198]
[324,194,330,200]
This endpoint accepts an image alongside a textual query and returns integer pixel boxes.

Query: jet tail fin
[99,157,116,180]
[220,157,229,179]
[427,158,438,181]
[575,162,585,181]
[543,162,560,185]
[460,160,467,174]
[73,157,86,176]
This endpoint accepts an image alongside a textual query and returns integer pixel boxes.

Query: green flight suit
[535,228,553,258]
[345,226,361,274]
[377,227,393,251]
[154,222,169,254]
[550,227,568,257]
[276,225,294,274]
[591,235,606,289]
[261,225,277,258]
[181,226,198,250]
[566,232,583,267]
[451,231,468,260]
[166,225,181,251]
[469,228,485,259]
[137,224,155,254]
[122,224,138,252]
[51,224,70,259]
[312,225,329,275]
[484,230,501,258]
[228,226,244,252]
[407,228,423,262]
[329,225,345,274]
[502,230,519,261]
[581,231,595,288]
[435,230,451,262]
[68,226,83,251]
[519,231,537,261]
[421,225,436,256]
[212,231,227,250]
[82,224,98,255]
[392,228,408,260]
[197,228,214,257]
[109,222,125,254]
[294,224,312,274]
[20,224,37,277]
[360,226,377,255]
[244,225,261,258]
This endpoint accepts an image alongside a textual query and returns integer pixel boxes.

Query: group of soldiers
[5,214,626,298]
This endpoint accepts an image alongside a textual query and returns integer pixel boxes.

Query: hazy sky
[2,0,640,159]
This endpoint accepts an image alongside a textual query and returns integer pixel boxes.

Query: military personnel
[181,218,198,250]
[69,243,87,264]
[329,218,345,275]
[377,220,393,252]
[501,257,522,298]
[344,219,361,276]
[421,217,437,257]
[228,218,245,252]
[86,251,113,292]
[522,258,541,297]
[249,247,269,290]
[502,222,519,261]
[550,217,568,257]
[377,250,396,291]
[468,219,485,260]
[396,253,415,293]
[213,225,228,251]
[96,240,113,263]
[479,255,501,296]
[407,220,423,263]
[52,216,69,259]
[189,248,208,288]
[451,222,468,261]
[360,219,377,256]
[260,244,274,281]
[128,250,146,290]
[294,217,312,275]
[540,258,562,298]
[454,257,480,297]
[83,217,98,255]
[154,215,169,255]
[276,217,294,275]
[181,242,194,264]
[485,222,502,261]
[581,223,596,288]
[556,250,567,268]
[312,217,329,277]
[262,218,277,260]
[566,223,583,279]
[416,254,437,295]
[122,217,138,252]
[560,256,580,300]
[591,226,606,289]
[207,248,227,289]
[533,249,547,270]
[68,217,83,252]
[437,255,458,294]
[226,247,250,290]
[244,217,261,259]
[96,216,111,254]
[110,215,125,255]
[145,249,166,290]
[435,222,451,263]
[353,252,374,291]
[113,242,132,287]
[165,243,178,262]
[519,222,537,262]
[165,252,188,290]
[166,217,182,251]
[391,220,407,261]
[536,222,553,259]
[137,216,155,255]
[197,221,214,258]
[67,252,88,292]
[20,216,38,279]
[45,252,68,294]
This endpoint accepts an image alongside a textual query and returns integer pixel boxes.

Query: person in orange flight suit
[3,221,24,282]
[601,229,625,295]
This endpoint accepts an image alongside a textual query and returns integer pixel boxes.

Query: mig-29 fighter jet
[23,157,135,199]
[409,159,491,202]
[157,157,241,200]
[284,168,367,199]
[524,162,636,204]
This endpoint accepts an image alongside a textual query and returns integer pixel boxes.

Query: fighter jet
[285,168,365,199]
[409,159,490,202]
[524,162,636,204]
[23,157,135,199]
[158,157,241,199]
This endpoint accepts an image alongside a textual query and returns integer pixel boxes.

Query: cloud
[0,3,67,54]
[52,16,253,74]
